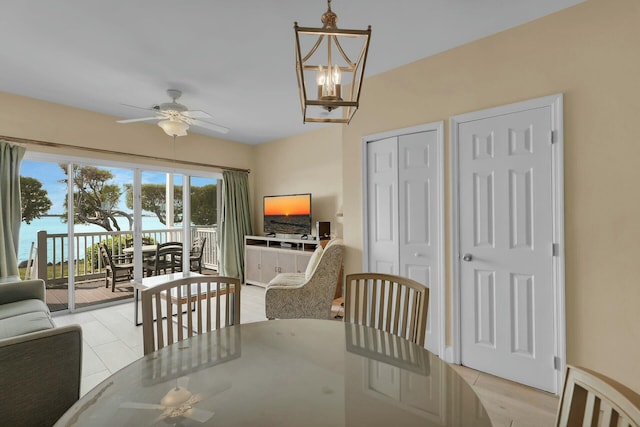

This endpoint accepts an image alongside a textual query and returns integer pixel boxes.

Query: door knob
[462,253,473,262]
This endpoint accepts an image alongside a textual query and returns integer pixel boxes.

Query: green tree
[191,184,217,225]
[20,176,52,223]
[124,183,216,225]
[125,183,183,225]
[61,165,132,231]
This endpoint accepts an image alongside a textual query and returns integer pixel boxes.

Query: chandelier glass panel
[294,0,371,123]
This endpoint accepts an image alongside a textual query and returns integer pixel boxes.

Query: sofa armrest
[0,324,82,426]
[0,279,46,304]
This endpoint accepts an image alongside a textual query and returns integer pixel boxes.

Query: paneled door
[367,136,399,274]
[365,124,443,355]
[454,97,563,393]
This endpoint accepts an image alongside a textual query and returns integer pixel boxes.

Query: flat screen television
[263,193,312,236]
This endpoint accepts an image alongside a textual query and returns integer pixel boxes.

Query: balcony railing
[34,226,218,285]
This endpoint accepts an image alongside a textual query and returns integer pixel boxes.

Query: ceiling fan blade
[191,119,230,134]
[183,110,212,119]
[117,116,162,124]
[121,103,157,112]
[120,402,164,410]
[185,408,215,423]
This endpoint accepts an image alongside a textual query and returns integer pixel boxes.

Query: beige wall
[0,91,254,174]
[0,90,256,218]
[342,0,640,390]
[252,126,343,238]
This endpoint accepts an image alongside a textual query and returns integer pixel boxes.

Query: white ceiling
[1,0,584,145]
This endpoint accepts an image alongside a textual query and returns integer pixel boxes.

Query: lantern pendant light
[294,0,371,123]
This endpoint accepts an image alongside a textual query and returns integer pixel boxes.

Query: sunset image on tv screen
[264,195,310,216]
[264,194,311,234]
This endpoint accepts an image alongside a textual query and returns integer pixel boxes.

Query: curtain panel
[219,170,253,281]
[0,141,26,279]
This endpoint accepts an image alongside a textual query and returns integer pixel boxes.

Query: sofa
[0,278,82,427]
[265,238,344,320]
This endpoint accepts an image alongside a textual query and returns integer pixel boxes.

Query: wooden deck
[46,269,219,312]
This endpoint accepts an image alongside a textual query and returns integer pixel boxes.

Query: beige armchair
[265,238,344,320]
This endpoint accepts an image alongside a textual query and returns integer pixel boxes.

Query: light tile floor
[54,284,558,425]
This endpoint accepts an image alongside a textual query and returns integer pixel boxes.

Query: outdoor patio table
[122,244,157,257]
[54,319,493,426]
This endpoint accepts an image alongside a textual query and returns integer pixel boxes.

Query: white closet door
[367,137,399,274]
[366,129,441,354]
[398,131,439,353]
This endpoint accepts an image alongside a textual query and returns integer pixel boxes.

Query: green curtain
[219,170,253,281]
[0,141,26,279]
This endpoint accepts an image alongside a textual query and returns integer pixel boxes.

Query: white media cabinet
[244,236,318,287]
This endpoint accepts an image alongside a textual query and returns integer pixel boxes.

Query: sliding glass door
[19,159,70,311]
[22,151,221,313]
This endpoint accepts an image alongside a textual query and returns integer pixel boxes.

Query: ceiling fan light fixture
[117,89,229,137]
[158,118,189,137]
[294,0,371,124]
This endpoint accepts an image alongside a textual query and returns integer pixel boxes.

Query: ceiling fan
[117,89,230,137]
[120,376,230,423]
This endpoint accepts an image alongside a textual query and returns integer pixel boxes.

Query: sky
[264,194,311,216]
[20,160,214,215]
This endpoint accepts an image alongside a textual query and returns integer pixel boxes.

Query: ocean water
[18,216,166,264]
[264,214,311,235]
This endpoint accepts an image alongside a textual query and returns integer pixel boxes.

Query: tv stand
[244,236,318,287]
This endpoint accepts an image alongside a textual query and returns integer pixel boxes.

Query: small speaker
[316,221,330,240]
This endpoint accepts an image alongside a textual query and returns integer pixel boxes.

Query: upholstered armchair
[0,279,82,426]
[265,238,344,320]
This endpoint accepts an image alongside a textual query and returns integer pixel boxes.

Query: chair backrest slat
[216,281,222,330]
[345,273,429,346]
[166,294,173,344]
[176,285,184,341]
[196,282,202,334]
[154,295,164,348]
[392,281,401,338]
[556,365,640,427]
[206,285,212,332]
[370,278,378,327]
[384,282,393,333]
[408,289,417,343]
[354,278,361,324]
[141,276,241,355]
[401,285,410,340]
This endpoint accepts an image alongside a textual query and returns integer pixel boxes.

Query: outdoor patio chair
[188,236,207,273]
[99,243,134,292]
[145,241,183,276]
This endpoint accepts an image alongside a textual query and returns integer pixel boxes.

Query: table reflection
[56,320,491,426]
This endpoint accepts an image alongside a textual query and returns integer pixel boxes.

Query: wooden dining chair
[344,273,429,346]
[556,365,640,427]
[141,275,241,355]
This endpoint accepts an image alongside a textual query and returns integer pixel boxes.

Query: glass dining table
[55,319,492,426]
